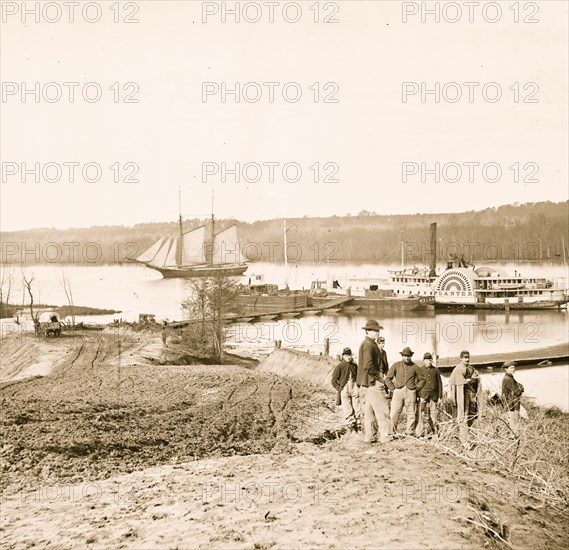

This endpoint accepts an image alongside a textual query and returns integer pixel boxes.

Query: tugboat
[237,274,308,311]
[308,224,439,311]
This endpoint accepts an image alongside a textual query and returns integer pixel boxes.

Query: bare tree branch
[60,270,76,327]
[22,273,39,332]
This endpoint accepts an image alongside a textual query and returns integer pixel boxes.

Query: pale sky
[1,0,567,231]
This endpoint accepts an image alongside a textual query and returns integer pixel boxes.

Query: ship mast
[284,219,288,288]
[211,182,215,236]
[429,222,437,278]
[208,184,215,265]
[177,187,183,266]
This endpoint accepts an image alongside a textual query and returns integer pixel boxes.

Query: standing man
[386,347,425,436]
[377,336,389,377]
[357,320,392,444]
[464,360,481,426]
[449,350,480,447]
[378,336,391,405]
[501,361,524,435]
[331,347,361,432]
[415,352,443,438]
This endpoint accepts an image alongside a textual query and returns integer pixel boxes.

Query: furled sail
[181,225,206,265]
[136,236,167,264]
[212,225,240,265]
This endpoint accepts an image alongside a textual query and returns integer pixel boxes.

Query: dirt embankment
[1,332,568,549]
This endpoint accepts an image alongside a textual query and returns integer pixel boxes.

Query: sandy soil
[0,335,69,382]
[1,332,568,549]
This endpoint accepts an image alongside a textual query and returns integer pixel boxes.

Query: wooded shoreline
[1,200,567,264]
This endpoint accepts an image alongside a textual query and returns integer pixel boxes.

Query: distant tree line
[1,201,567,266]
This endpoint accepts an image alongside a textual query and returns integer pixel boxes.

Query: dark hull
[237,294,308,311]
[435,300,568,311]
[150,263,248,278]
[311,296,431,311]
[352,297,431,311]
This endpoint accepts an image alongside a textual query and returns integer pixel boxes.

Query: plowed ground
[1,334,334,493]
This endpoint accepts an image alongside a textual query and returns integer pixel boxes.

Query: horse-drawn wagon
[35,311,62,337]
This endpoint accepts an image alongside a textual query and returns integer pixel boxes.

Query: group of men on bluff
[331,319,525,446]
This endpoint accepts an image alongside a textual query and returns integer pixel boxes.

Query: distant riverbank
[1,200,567,264]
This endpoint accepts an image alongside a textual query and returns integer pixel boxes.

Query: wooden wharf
[436,343,569,372]
[235,296,354,322]
[170,296,354,328]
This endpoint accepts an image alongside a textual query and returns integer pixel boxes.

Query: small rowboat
[256,315,278,321]
[278,312,301,319]
[493,283,526,290]
[302,309,323,316]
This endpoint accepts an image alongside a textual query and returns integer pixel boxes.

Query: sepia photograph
[1,1,568,548]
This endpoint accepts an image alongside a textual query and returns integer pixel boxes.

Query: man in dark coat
[378,336,391,402]
[377,336,389,377]
[386,347,425,436]
[415,352,443,437]
[501,361,524,434]
[357,319,392,444]
[331,347,361,431]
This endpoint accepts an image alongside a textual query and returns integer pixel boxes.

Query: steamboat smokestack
[429,222,437,278]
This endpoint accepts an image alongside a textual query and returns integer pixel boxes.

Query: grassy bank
[8,304,122,318]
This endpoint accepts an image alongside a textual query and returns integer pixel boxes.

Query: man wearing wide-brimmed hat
[385,347,425,436]
[331,347,362,432]
[415,352,442,438]
[357,319,392,444]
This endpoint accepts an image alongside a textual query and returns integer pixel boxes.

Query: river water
[1,262,568,409]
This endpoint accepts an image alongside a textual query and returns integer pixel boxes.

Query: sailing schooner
[135,214,248,278]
